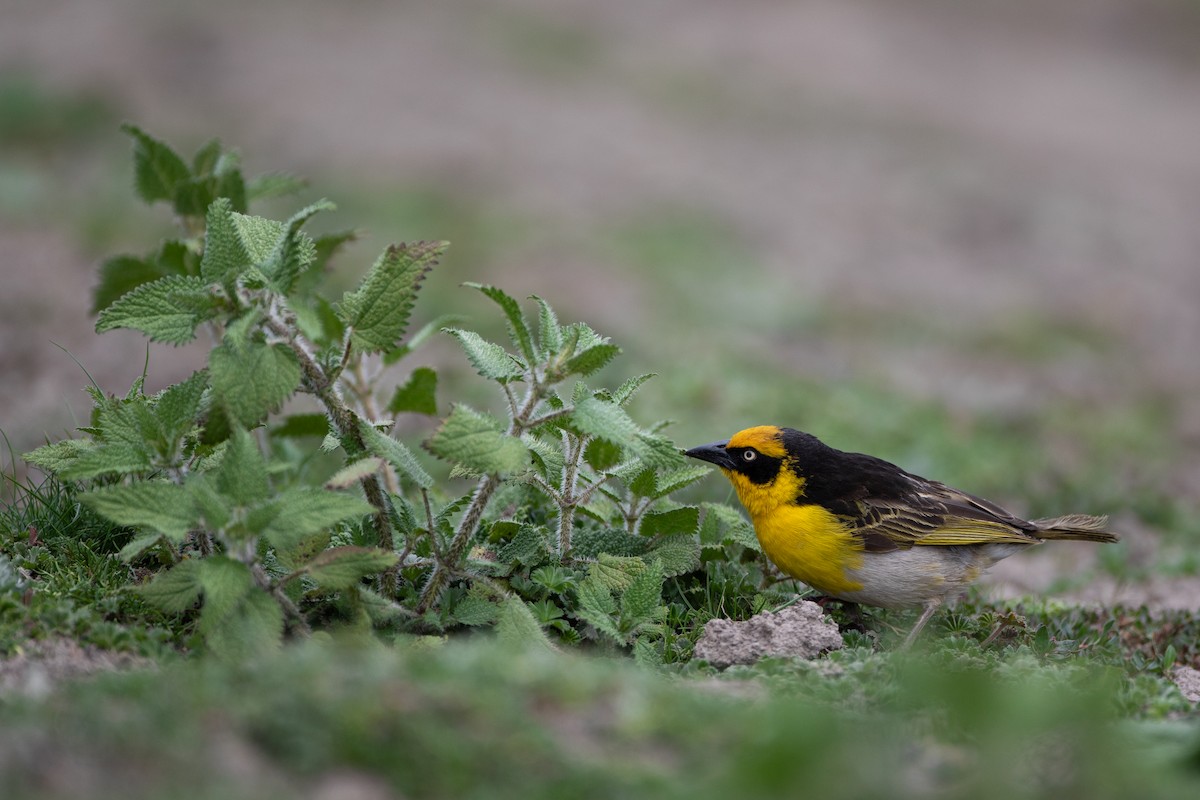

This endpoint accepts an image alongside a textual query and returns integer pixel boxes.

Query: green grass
[1,636,1197,800]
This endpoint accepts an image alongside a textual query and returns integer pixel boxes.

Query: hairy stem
[263,309,392,549]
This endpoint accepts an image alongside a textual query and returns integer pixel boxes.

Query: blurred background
[3,0,1199,603]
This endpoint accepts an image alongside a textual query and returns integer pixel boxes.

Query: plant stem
[263,309,392,549]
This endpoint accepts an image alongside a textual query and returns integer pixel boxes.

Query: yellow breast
[726,469,865,596]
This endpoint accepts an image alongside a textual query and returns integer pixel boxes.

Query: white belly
[835,543,1031,609]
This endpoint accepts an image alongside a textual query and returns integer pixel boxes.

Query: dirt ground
[3,0,1199,602]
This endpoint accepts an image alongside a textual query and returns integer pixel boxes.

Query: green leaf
[533,296,562,357]
[639,507,699,538]
[444,329,523,382]
[118,531,167,562]
[136,559,203,612]
[152,370,208,448]
[324,458,383,490]
[231,212,285,265]
[451,591,500,626]
[200,197,253,285]
[261,487,374,551]
[465,283,537,364]
[575,580,623,643]
[122,124,191,205]
[497,524,549,567]
[22,439,92,474]
[214,427,269,506]
[303,546,398,589]
[92,254,165,314]
[425,405,529,475]
[645,533,701,577]
[387,366,438,415]
[620,558,664,625]
[647,465,710,500]
[95,275,218,345]
[202,578,283,661]
[565,343,620,378]
[56,444,151,480]
[341,241,445,354]
[495,597,556,652]
[196,556,255,636]
[583,438,622,471]
[586,553,647,593]
[699,502,760,552]
[261,199,333,293]
[80,482,195,541]
[357,419,433,489]
[209,319,302,427]
[192,138,222,175]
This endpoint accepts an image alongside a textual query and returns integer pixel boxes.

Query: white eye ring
[741,449,757,462]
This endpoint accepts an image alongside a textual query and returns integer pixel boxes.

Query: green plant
[16,126,773,659]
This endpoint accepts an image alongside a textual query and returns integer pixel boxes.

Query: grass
[1,636,1198,800]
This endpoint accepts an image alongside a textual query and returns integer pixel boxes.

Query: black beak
[684,440,735,470]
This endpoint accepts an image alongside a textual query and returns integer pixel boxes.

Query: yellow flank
[724,462,865,596]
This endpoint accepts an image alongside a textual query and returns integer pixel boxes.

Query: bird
[685,425,1119,647]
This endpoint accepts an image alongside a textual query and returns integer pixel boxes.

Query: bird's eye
[741,449,757,462]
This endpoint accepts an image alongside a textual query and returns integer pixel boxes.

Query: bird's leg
[901,597,943,649]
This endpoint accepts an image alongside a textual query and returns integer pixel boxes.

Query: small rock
[1171,666,1200,704]
[694,602,843,668]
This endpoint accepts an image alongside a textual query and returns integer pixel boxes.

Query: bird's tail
[1031,514,1119,543]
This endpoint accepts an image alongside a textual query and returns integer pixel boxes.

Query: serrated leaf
[271,413,330,439]
[261,487,374,551]
[214,427,269,506]
[202,580,283,661]
[445,329,523,382]
[231,212,285,264]
[118,531,169,562]
[80,482,195,541]
[196,556,255,636]
[261,199,333,293]
[575,580,623,642]
[209,323,301,427]
[152,370,208,448]
[533,296,562,358]
[425,405,528,475]
[565,343,620,378]
[620,558,664,625]
[56,443,151,480]
[22,439,92,474]
[92,254,167,314]
[95,275,218,345]
[324,458,383,489]
[451,592,500,626]
[639,506,699,538]
[583,438,622,471]
[645,533,701,577]
[122,124,191,205]
[699,502,760,552]
[586,553,647,592]
[497,524,549,567]
[341,241,444,354]
[304,546,398,589]
[200,197,253,284]
[628,466,657,499]
[357,419,433,489]
[649,465,711,499]
[495,597,555,652]
[465,283,536,364]
[136,559,202,612]
[387,366,438,415]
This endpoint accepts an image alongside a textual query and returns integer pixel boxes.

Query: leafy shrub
[20,126,767,659]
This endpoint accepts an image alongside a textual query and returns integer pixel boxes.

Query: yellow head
[685,425,807,518]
